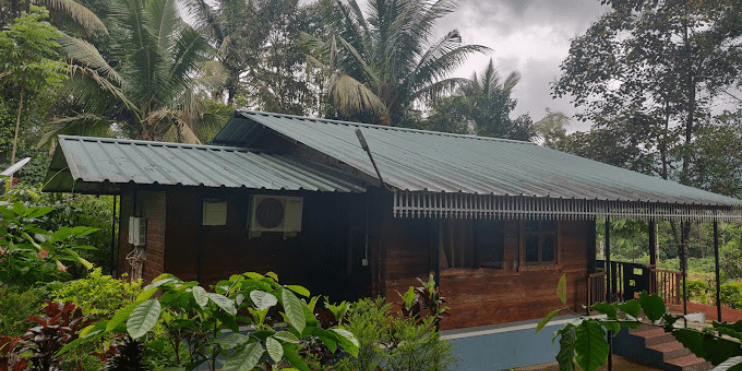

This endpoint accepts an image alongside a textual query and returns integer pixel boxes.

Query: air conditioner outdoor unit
[249,195,303,237]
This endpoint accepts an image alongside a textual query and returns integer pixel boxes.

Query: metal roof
[212,110,742,207]
[43,135,367,194]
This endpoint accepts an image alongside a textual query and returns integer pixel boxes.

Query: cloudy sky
[432,0,611,132]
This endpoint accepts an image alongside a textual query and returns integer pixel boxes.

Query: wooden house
[44,110,742,369]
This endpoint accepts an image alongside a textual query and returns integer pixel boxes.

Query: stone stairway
[612,323,711,371]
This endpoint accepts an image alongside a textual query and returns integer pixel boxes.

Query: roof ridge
[57,135,256,152]
[235,110,537,145]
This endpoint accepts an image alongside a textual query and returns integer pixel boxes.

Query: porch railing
[588,261,682,306]
[587,271,606,307]
[651,269,682,305]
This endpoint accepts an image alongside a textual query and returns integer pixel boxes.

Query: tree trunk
[9,81,25,190]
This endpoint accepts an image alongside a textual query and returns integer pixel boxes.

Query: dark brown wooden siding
[161,189,371,301]
[384,219,593,330]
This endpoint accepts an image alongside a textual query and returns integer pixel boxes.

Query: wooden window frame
[522,220,559,265]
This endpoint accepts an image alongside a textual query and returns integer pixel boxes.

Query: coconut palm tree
[303,0,488,127]
[41,0,225,145]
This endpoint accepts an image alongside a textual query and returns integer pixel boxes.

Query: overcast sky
[430,0,610,132]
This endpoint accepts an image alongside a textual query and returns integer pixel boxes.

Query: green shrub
[332,297,457,371]
[51,268,141,319]
[720,281,742,309]
[685,278,711,304]
[0,286,46,336]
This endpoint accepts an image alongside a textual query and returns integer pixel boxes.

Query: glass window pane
[526,220,539,232]
[526,235,539,262]
[542,236,554,261]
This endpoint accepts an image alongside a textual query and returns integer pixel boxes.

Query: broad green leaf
[639,292,666,321]
[283,344,310,371]
[282,288,305,334]
[192,286,208,309]
[145,340,165,352]
[208,293,237,316]
[244,272,264,280]
[574,320,609,371]
[215,333,249,349]
[266,336,284,363]
[251,290,278,311]
[536,309,562,333]
[13,202,26,216]
[136,287,159,302]
[556,325,576,371]
[265,271,279,281]
[127,299,161,339]
[70,226,99,236]
[319,335,337,353]
[331,328,359,357]
[27,207,54,218]
[589,302,617,319]
[221,343,264,371]
[286,285,310,297]
[618,300,641,318]
[273,331,300,344]
[557,274,567,306]
[673,328,742,365]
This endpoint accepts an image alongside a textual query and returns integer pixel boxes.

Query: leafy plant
[0,199,97,289]
[0,285,46,336]
[62,272,359,371]
[399,275,448,323]
[14,301,94,371]
[51,268,141,319]
[332,296,456,371]
[541,274,742,371]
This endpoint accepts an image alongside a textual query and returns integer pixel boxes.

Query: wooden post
[605,216,612,303]
[605,217,612,371]
[649,220,658,266]
[714,220,722,322]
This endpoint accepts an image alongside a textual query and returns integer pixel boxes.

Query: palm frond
[66,64,139,118]
[59,33,122,84]
[146,0,179,53]
[38,113,112,147]
[411,76,470,102]
[44,0,108,34]
[330,73,388,118]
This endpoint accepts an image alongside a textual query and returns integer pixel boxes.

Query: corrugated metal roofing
[211,110,742,207]
[43,135,366,194]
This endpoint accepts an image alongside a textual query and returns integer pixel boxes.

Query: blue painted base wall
[443,317,574,371]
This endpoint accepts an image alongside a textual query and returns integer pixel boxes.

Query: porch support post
[605,216,611,303]
[110,195,118,277]
[714,220,722,322]
[681,222,687,326]
[605,216,613,371]
[649,220,657,267]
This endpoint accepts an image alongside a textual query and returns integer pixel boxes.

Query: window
[474,219,504,268]
[525,220,556,263]
[439,219,504,269]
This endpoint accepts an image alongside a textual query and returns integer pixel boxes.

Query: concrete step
[664,354,712,371]
[633,327,676,346]
[647,341,691,361]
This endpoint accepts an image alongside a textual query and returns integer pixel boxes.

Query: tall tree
[42,0,222,144]
[303,0,487,126]
[0,6,67,171]
[423,59,533,140]
[553,0,741,184]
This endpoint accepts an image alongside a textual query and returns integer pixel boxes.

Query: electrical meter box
[128,216,146,246]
